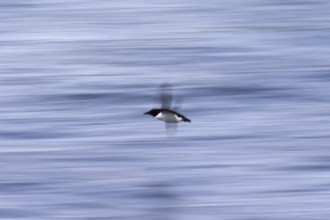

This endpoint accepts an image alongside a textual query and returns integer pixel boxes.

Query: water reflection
[144,182,178,220]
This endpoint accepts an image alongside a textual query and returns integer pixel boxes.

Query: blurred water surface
[1,0,330,219]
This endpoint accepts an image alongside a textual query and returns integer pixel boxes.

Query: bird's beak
[144,112,149,115]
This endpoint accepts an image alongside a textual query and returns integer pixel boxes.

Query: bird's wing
[159,83,173,109]
[165,122,177,136]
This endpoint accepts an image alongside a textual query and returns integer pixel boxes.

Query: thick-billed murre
[144,108,191,123]
[144,83,191,128]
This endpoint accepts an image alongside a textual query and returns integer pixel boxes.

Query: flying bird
[144,83,191,135]
[144,108,191,123]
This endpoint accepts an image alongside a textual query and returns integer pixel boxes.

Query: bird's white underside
[155,112,183,123]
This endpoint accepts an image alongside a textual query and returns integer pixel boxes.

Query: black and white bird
[144,83,191,134]
[144,108,191,123]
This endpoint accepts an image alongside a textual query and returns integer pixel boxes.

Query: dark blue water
[1,1,330,219]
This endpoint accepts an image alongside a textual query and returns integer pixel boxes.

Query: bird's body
[144,83,191,135]
[144,108,191,123]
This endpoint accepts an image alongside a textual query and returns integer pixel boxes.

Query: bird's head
[144,109,160,117]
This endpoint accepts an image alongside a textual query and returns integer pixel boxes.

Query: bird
[144,83,191,135]
[144,108,191,123]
